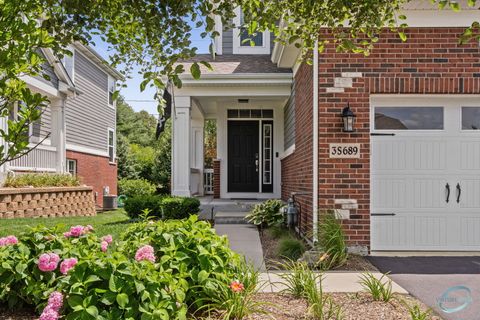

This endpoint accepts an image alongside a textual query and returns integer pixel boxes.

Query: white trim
[262,123,273,185]
[66,158,77,176]
[214,15,223,55]
[399,10,480,27]
[312,41,319,243]
[21,76,61,98]
[108,75,116,109]
[66,143,109,157]
[9,166,57,172]
[280,144,295,160]
[232,7,271,55]
[180,73,293,84]
[61,46,75,84]
[32,143,56,152]
[107,128,115,163]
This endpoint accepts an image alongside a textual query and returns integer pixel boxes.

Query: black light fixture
[341,103,356,132]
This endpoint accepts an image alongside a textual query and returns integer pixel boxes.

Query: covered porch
[171,72,292,200]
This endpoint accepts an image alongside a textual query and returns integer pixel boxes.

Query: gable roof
[181,54,292,75]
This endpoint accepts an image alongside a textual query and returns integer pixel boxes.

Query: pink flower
[47,291,63,311]
[86,225,94,231]
[229,280,244,293]
[63,231,72,238]
[69,225,85,237]
[39,291,63,320]
[101,241,109,252]
[38,253,60,272]
[39,305,59,320]
[0,235,18,246]
[135,245,156,263]
[59,258,77,275]
[102,235,113,244]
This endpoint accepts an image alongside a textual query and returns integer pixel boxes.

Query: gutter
[312,40,319,243]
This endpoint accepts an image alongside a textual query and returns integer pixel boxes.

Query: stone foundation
[0,186,96,219]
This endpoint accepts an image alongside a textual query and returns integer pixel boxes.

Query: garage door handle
[445,183,450,203]
[371,213,396,216]
[456,183,462,203]
[370,133,396,136]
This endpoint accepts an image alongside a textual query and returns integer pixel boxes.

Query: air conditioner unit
[103,195,118,210]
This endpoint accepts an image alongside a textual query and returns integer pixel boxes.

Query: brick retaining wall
[0,186,96,219]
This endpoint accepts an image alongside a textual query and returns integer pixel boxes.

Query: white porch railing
[9,145,57,172]
[204,168,214,195]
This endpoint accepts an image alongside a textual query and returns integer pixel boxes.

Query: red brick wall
[282,27,480,248]
[281,63,314,235]
[66,150,117,208]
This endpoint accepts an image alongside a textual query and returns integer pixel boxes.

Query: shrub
[245,199,284,228]
[124,195,163,218]
[161,196,200,219]
[406,303,432,320]
[303,270,343,320]
[0,217,245,319]
[3,173,80,188]
[267,225,288,239]
[276,237,306,261]
[118,178,156,198]
[124,195,200,220]
[315,211,348,270]
[359,272,393,302]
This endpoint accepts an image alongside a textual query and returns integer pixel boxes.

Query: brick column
[213,159,221,199]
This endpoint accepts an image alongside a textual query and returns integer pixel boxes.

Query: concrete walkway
[259,271,409,293]
[215,223,265,271]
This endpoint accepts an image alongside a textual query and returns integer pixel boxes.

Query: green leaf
[198,270,209,283]
[190,63,201,80]
[68,295,84,309]
[116,293,129,309]
[85,306,99,318]
[109,275,117,292]
[398,32,407,42]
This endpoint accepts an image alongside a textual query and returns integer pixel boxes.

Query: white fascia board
[66,143,109,158]
[180,73,293,85]
[399,10,480,27]
[21,75,61,98]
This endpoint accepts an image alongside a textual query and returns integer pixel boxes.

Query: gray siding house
[0,44,123,208]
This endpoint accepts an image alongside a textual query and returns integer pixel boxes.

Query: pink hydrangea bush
[101,241,109,252]
[39,291,63,320]
[102,234,113,244]
[0,235,18,246]
[38,253,60,272]
[63,225,93,238]
[59,258,77,275]
[135,245,156,263]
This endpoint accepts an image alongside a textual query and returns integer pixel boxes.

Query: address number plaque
[329,143,361,159]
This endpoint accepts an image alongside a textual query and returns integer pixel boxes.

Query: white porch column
[50,99,66,173]
[0,116,9,177]
[172,96,191,196]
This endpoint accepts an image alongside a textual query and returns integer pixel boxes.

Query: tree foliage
[2,0,478,166]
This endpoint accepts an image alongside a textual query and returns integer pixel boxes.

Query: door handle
[445,183,450,203]
[456,183,462,203]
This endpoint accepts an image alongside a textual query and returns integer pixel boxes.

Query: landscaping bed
[259,227,377,272]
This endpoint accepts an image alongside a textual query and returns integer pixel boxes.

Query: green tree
[2,0,477,165]
[152,120,172,194]
[116,133,139,180]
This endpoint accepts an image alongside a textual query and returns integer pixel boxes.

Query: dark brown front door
[228,121,259,192]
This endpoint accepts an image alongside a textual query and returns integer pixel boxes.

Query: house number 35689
[329,143,361,159]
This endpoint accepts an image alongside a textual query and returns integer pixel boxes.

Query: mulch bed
[259,227,378,272]
[1,293,442,319]
[248,293,442,320]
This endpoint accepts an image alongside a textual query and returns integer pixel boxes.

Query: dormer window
[233,7,270,54]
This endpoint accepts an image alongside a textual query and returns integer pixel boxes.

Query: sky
[91,26,210,115]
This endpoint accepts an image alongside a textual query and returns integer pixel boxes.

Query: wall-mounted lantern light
[341,103,356,132]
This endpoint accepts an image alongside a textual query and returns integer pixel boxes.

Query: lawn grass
[0,210,131,239]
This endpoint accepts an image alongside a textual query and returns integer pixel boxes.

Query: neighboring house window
[232,7,270,54]
[8,102,33,139]
[108,76,116,107]
[62,48,75,82]
[66,159,77,176]
[108,128,115,162]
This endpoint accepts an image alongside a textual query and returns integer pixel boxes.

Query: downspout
[312,40,319,243]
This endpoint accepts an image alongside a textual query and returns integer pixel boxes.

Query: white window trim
[62,46,75,83]
[232,6,270,55]
[66,159,77,176]
[107,128,115,163]
[10,102,33,137]
[108,76,116,109]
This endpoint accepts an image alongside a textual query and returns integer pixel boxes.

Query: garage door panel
[413,140,446,170]
[371,101,480,251]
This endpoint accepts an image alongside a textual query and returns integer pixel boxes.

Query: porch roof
[180,54,292,74]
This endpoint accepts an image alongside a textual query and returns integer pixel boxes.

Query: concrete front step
[214,211,250,224]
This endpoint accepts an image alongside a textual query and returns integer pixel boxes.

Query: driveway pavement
[368,256,480,320]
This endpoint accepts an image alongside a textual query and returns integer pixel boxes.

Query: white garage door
[371,97,480,251]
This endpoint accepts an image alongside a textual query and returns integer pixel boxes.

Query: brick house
[171,1,480,253]
[0,44,123,209]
